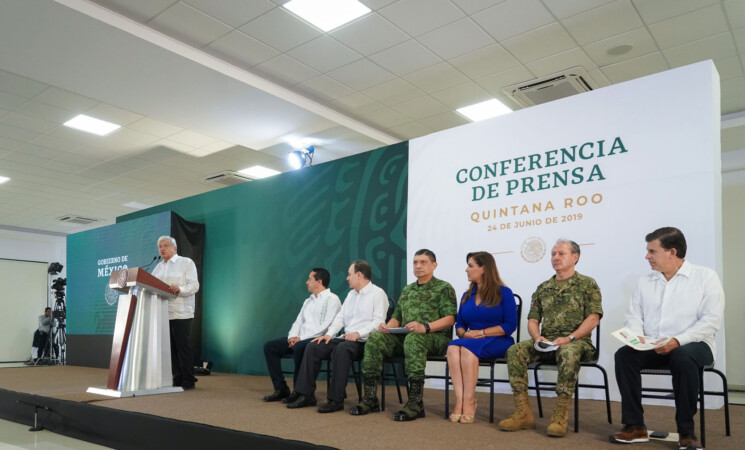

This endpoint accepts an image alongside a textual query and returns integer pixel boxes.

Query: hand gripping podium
[87,268,182,397]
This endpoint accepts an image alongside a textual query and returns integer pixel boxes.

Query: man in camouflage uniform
[350,249,457,421]
[499,239,603,437]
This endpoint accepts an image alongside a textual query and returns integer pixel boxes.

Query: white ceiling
[1,0,744,234]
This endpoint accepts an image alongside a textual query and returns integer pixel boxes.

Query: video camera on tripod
[50,270,67,364]
[51,277,66,321]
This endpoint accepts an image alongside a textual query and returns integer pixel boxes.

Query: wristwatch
[424,323,431,333]
[569,335,576,342]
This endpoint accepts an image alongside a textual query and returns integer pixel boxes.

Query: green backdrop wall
[117,143,408,375]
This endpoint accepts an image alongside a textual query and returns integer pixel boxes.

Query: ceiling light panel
[238,166,281,179]
[456,99,512,122]
[63,114,121,136]
[283,0,371,32]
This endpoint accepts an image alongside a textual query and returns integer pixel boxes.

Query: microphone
[141,255,160,272]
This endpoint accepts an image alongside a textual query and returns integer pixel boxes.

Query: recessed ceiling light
[607,44,633,56]
[456,99,512,122]
[122,201,154,210]
[0,176,10,184]
[63,114,121,136]
[238,166,281,179]
[283,0,371,32]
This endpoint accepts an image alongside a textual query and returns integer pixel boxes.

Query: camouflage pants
[362,332,450,380]
[506,339,596,397]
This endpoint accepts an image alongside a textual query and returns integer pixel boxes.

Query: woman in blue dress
[446,251,517,423]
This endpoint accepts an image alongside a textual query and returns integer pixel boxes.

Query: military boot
[393,379,425,422]
[498,392,535,431]
[350,376,380,415]
[546,393,571,437]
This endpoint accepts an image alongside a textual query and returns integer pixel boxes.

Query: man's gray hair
[556,239,580,261]
[157,236,177,248]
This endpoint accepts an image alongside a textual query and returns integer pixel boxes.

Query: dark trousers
[295,339,364,402]
[32,330,49,358]
[170,318,195,387]
[615,342,713,435]
[263,337,312,390]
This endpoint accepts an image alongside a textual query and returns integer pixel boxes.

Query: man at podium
[151,236,200,390]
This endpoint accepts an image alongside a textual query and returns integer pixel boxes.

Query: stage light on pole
[288,145,315,170]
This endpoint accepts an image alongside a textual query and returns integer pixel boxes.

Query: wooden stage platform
[0,366,738,449]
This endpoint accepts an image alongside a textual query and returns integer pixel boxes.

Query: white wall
[0,228,66,361]
[722,154,745,386]
[0,228,66,268]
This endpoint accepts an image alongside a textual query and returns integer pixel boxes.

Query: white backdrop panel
[409,61,723,406]
[0,259,48,362]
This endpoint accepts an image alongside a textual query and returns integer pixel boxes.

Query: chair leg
[598,365,613,424]
[699,369,706,449]
[392,363,403,403]
[381,370,386,412]
[574,381,579,433]
[489,364,495,424]
[722,375,731,436]
[444,364,450,419]
[533,365,544,418]
[709,368,731,436]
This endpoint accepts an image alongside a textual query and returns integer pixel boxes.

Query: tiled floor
[0,419,110,449]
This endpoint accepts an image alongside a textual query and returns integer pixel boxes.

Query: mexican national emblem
[117,268,129,288]
[104,287,119,306]
[521,237,546,263]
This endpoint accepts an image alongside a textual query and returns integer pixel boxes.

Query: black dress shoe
[282,391,301,404]
[317,400,344,413]
[286,394,317,409]
[181,383,195,390]
[263,386,291,402]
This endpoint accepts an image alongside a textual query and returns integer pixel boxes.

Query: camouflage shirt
[527,272,603,342]
[392,277,457,336]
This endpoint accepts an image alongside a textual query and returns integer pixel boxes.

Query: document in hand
[534,341,558,352]
[611,327,671,351]
[386,327,410,334]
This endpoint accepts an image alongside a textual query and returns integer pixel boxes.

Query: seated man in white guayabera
[261,268,341,403]
[610,227,724,450]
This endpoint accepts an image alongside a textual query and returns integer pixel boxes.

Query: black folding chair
[530,323,612,432]
[640,364,730,448]
[441,294,523,423]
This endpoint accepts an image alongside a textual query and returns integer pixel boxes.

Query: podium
[87,268,182,397]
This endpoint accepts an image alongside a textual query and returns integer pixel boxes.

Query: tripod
[36,279,66,366]
[51,297,66,365]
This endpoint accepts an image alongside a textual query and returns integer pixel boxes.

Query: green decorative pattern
[117,143,408,374]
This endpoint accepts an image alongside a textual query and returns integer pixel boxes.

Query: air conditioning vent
[203,170,254,186]
[57,215,100,225]
[503,67,595,108]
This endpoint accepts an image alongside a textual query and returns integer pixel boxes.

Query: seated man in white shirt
[151,236,200,390]
[27,307,53,364]
[262,268,341,402]
[286,260,388,413]
[610,227,724,450]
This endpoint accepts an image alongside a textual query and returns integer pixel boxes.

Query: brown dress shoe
[677,434,701,450]
[609,424,649,443]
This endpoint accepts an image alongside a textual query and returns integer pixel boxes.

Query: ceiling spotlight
[288,146,315,170]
